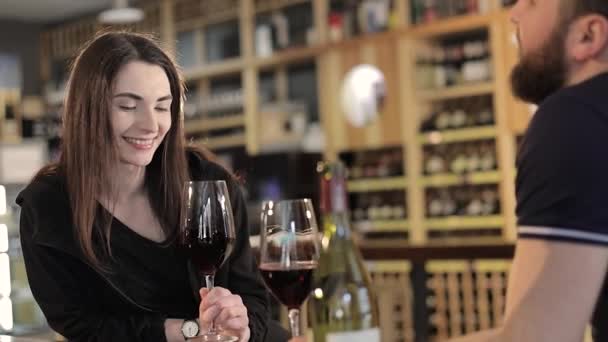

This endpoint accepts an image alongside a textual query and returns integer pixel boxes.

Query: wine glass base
[192,333,239,342]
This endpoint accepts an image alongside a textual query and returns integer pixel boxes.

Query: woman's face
[110,61,172,168]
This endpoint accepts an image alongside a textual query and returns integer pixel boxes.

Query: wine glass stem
[204,274,217,334]
[288,308,301,337]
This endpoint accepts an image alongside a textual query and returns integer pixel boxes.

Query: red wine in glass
[259,261,317,310]
[182,232,235,275]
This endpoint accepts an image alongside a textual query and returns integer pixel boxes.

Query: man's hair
[563,0,608,22]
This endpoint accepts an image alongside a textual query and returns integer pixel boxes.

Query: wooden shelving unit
[38,0,524,246]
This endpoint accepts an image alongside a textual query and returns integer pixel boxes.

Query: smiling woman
[14,32,276,342]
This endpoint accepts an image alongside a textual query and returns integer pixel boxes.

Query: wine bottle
[309,162,381,342]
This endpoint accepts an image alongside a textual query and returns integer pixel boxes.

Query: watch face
[182,320,199,338]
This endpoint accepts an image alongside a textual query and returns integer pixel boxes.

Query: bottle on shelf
[450,146,468,174]
[481,187,500,215]
[425,148,446,175]
[349,152,364,179]
[367,195,383,221]
[449,109,467,129]
[433,45,448,89]
[427,190,443,217]
[435,110,452,130]
[439,189,457,216]
[479,141,497,171]
[389,149,404,176]
[352,195,368,222]
[466,195,484,216]
[376,153,391,178]
[309,161,381,342]
[392,191,407,219]
[465,143,481,173]
[462,40,492,82]
[454,188,469,216]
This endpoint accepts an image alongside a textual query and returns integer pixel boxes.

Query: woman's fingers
[198,286,249,337]
[200,287,232,308]
[215,305,248,326]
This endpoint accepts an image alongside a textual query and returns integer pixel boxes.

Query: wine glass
[259,199,320,337]
[181,180,238,342]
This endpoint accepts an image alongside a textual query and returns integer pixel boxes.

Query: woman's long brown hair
[36,31,199,269]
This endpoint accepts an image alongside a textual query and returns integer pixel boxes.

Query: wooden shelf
[255,45,324,69]
[354,219,409,232]
[183,58,244,81]
[422,170,501,187]
[418,81,495,101]
[425,215,504,231]
[254,0,311,14]
[419,125,497,144]
[175,12,239,32]
[408,12,494,39]
[185,115,245,134]
[194,133,246,150]
[347,176,407,192]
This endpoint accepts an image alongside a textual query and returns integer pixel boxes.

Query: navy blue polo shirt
[516,72,608,341]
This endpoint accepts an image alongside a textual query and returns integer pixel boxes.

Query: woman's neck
[110,163,147,203]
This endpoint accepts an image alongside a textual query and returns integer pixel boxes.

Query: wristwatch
[181,319,200,339]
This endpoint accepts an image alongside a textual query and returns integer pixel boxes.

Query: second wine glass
[259,199,320,338]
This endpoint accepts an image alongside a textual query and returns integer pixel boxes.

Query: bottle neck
[322,211,352,239]
[319,162,352,240]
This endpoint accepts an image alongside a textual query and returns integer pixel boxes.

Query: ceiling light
[98,0,144,24]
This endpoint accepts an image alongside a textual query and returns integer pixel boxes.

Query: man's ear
[568,15,608,62]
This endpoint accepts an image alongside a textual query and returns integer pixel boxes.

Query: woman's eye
[119,105,136,111]
[156,107,169,112]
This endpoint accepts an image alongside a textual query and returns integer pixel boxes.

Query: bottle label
[326,328,381,342]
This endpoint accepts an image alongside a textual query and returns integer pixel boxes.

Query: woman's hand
[199,287,250,342]
[288,337,307,342]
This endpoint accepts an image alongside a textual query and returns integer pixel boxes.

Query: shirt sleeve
[516,93,608,246]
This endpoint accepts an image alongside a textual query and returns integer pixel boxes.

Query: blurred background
[0,0,537,341]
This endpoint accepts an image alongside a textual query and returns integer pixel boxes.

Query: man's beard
[510,26,568,105]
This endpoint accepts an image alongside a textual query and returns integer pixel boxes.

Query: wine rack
[414,31,492,91]
[341,146,408,241]
[423,139,497,176]
[418,93,502,244]
[406,14,514,244]
[367,261,415,342]
[426,260,510,340]
[184,77,247,151]
[420,95,494,133]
